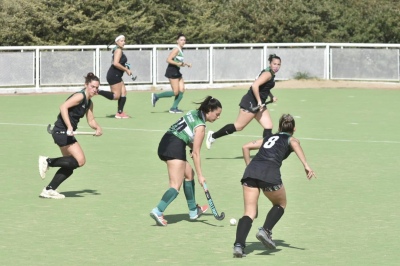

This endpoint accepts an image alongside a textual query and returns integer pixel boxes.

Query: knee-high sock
[98,90,114,100]
[234,216,253,247]
[156,188,179,212]
[212,124,236,139]
[118,96,127,113]
[183,180,196,211]
[46,168,74,190]
[263,128,272,139]
[172,92,183,109]
[47,156,79,169]
[263,205,285,231]
[156,91,175,98]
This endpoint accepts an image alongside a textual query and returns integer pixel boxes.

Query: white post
[152,47,157,86]
[209,46,213,85]
[35,48,40,91]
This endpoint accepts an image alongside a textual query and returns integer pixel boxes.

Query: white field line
[1,122,399,144]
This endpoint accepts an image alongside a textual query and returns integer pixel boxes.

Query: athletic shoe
[256,227,276,249]
[169,108,183,114]
[189,204,208,220]
[206,131,215,149]
[233,243,246,258]
[115,112,130,119]
[150,208,167,226]
[39,188,65,199]
[38,156,49,179]
[151,93,158,107]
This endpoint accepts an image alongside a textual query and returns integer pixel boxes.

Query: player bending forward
[233,114,316,258]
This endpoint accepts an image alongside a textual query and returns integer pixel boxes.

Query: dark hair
[278,114,295,134]
[268,54,281,63]
[84,72,100,84]
[177,33,186,40]
[195,96,222,114]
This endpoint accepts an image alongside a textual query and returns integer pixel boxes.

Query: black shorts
[52,127,77,147]
[106,67,123,85]
[241,177,282,192]
[158,133,187,161]
[165,65,182,79]
[239,93,268,114]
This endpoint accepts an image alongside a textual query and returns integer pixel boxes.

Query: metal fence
[0,43,399,93]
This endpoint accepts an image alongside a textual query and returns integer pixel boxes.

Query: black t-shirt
[242,132,292,184]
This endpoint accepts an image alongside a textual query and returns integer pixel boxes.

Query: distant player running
[150,96,222,226]
[151,33,192,114]
[233,114,316,257]
[98,35,132,118]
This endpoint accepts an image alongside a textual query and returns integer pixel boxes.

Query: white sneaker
[206,131,215,149]
[38,156,49,179]
[39,188,65,199]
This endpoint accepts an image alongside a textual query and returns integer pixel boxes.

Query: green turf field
[0,86,399,265]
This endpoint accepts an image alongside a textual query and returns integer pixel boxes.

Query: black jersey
[242,132,292,185]
[245,67,276,103]
[54,90,92,131]
[109,48,128,76]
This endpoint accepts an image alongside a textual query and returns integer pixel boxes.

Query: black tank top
[246,67,276,102]
[54,90,92,131]
[109,48,128,76]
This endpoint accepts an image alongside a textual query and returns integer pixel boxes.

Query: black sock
[263,205,285,231]
[118,96,127,113]
[212,124,236,139]
[263,128,272,139]
[98,90,114,100]
[47,156,79,169]
[46,168,74,190]
[234,216,253,247]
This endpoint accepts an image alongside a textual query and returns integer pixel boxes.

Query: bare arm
[113,48,131,75]
[251,71,272,110]
[59,93,84,135]
[268,93,278,103]
[166,48,181,66]
[86,102,102,136]
[191,125,206,186]
[166,48,191,67]
[290,137,316,180]
[242,139,263,165]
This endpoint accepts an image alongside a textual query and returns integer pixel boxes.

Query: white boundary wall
[0,43,399,94]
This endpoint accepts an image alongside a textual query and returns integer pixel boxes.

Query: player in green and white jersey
[151,33,192,114]
[150,96,222,226]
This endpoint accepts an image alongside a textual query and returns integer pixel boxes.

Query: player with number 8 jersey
[242,133,292,185]
[233,114,316,258]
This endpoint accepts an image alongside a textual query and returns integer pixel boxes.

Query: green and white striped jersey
[168,110,206,144]
[173,46,184,65]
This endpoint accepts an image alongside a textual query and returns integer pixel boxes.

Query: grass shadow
[244,239,306,256]
[162,213,221,227]
[205,156,254,160]
[62,189,101,197]
[103,114,135,118]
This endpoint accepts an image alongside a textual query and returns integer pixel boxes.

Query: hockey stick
[47,124,95,135]
[203,182,225,221]
[250,99,274,112]
[125,63,137,81]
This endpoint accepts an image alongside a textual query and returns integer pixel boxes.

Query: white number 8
[263,136,279,148]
